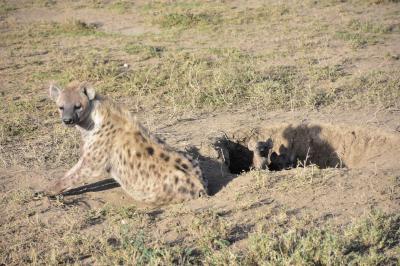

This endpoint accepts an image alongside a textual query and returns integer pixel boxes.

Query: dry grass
[2,185,398,265]
[1,0,400,264]
[245,211,400,265]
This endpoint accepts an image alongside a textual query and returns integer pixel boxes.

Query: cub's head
[49,81,96,126]
[247,139,273,156]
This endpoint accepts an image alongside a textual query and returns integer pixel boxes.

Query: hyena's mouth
[62,116,78,126]
[63,122,76,127]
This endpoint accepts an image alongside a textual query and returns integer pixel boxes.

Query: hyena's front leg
[46,155,108,196]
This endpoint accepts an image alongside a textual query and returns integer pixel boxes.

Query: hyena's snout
[62,112,78,126]
[63,117,74,125]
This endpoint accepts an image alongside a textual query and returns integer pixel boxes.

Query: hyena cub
[248,139,296,171]
[247,139,273,170]
[47,81,207,204]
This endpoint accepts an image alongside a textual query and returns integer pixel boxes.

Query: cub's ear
[247,139,257,151]
[49,83,61,101]
[80,83,96,100]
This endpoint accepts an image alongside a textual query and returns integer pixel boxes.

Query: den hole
[214,126,349,174]
[215,138,299,174]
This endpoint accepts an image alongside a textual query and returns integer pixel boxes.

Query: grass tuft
[108,0,133,13]
[124,43,165,60]
[155,11,222,29]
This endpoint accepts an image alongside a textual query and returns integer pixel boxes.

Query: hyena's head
[247,139,273,156]
[49,81,95,126]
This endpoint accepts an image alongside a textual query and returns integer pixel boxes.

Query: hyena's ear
[247,139,257,151]
[49,83,61,101]
[80,83,96,100]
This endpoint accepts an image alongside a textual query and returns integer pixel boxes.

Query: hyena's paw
[44,180,69,197]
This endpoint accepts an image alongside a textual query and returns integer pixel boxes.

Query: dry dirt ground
[1,0,400,265]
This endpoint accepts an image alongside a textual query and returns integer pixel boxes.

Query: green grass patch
[108,0,133,14]
[335,19,394,48]
[0,1,17,15]
[348,19,392,34]
[35,0,57,8]
[150,3,291,29]
[124,43,165,60]
[0,93,81,167]
[0,99,42,142]
[341,70,400,108]
[307,64,346,82]
[335,31,371,48]
[155,11,222,29]
[28,49,362,114]
[142,0,225,29]
[11,20,106,40]
[44,20,104,37]
[142,1,204,12]
[230,4,291,25]
[245,211,400,265]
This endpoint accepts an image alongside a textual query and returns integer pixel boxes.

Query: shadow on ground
[62,178,120,196]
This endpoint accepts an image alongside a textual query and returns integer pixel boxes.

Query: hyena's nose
[63,118,74,124]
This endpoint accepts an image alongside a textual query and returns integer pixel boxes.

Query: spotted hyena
[247,139,273,170]
[46,81,207,204]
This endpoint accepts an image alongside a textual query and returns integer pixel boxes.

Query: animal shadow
[281,124,345,168]
[62,178,120,196]
[185,146,235,196]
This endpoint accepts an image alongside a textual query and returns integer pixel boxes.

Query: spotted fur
[47,81,207,204]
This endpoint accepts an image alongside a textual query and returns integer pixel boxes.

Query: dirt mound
[211,123,400,175]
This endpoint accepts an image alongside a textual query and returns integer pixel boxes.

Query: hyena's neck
[77,116,95,131]
[76,101,95,132]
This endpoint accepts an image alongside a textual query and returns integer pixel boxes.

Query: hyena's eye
[59,106,64,110]
[74,104,82,110]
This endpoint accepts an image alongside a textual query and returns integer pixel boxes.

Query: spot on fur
[160,152,170,162]
[146,147,154,156]
[178,187,188,194]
